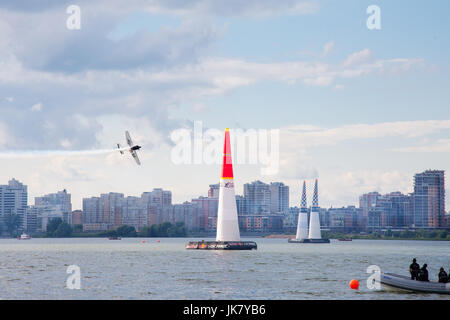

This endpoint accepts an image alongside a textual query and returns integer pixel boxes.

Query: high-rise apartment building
[244,180,271,214]
[413,170,445,228]
[0,179,28,234]
[208,184,219,199]
[269,182,289,215]
[35,189,72,224]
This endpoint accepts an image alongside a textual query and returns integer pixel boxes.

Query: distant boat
[17,233,31,240]
[381,273,450,294]
[338,238,352,241]
[108,237,121,240]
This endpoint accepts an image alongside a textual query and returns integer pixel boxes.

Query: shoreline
[264,234,450,241]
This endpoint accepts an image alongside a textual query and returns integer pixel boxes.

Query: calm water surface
[0,238,449,300]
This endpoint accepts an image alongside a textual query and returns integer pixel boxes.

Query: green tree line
[46,218,73,237]
[322,229,449,240]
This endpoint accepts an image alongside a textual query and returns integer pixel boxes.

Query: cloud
[322,41,334,57]
[343,48,374,67]
[31,102,42,112]
[280,120,450,150]
[192,103,210,113]
[142,0,320,17]
[0,122,8,147]
[0,8,220,73]
[392,139,450,153]
[319,170,412,206]
[274,120,450,194]
[0,46,424,152]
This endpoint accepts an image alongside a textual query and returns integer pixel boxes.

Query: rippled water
[0,238,449,300]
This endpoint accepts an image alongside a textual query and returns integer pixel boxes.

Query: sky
[0,0,449,210]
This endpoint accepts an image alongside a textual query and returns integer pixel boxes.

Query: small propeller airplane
[117,131,141,165]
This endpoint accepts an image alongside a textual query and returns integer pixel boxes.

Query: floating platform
[288,238,330,244]
[381,273,450,294]
[186,241,257,250]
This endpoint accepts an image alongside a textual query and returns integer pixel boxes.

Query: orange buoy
[349,279,359,290]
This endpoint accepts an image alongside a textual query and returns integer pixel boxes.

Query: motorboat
[17,233,31,240]
[381,272,450,294]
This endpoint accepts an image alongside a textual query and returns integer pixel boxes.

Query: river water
[0,238,448,300]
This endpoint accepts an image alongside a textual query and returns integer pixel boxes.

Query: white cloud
[192,103,210,113]
[0,122,8,147]
[343,49,374,67]
[60,139,72,148]
[318,170,413,206]
[142,0,320,18]
[275,119,450,206]
[280,120,450,149]
[392,139,450,153]
[30,102,42,112]
[322,41,334,57]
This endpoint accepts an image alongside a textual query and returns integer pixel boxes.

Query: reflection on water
[0,238,449,300]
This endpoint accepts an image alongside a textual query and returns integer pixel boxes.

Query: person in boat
[409,258,420,280]
[418,264,429,282]
[438,267,448,283]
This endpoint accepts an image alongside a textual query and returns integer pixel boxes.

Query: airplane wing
[131,150,141,165]
[125,131,133,147]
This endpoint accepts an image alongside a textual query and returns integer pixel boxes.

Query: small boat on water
[381,272,450,294]
[17,233,31,240]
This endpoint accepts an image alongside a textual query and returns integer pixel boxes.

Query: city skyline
[6,173,444,213]
[1,168,447,235]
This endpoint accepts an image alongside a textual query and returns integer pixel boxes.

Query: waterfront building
[191,196,218,231]
[243,180,271,215]
[235,195,248,215]
[122,196,146,231]
[208,184,219,199]
[26,203,67,233]
[72,210,83,226]
[35,189,72,224]
[82,197,100,224]
[269,182,289,215]
[285,206,300,229]
[0,179,28,234]
[238,214,283,233]
[327,206,363,233]
[359,192,381,218]
[413,170,445,228]
[100,192,124,227]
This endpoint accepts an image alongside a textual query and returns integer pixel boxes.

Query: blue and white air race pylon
[295,181,309,240]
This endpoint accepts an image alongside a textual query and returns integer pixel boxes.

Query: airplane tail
[117,143,124,155]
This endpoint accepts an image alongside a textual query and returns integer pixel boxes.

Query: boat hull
[186,241,257,250]
[288,238,330,244]
[381,273,450,294]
